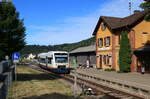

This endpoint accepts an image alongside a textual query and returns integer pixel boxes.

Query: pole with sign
[12,53,20,81]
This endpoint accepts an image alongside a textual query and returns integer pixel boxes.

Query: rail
[71,71,150,99]
[28,63,145,99]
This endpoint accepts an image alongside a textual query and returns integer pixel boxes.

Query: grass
[8,65,75,99]
[96,68,102,70]
[104,68,115,72]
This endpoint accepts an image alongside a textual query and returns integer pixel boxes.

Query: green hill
[20,37,95,57]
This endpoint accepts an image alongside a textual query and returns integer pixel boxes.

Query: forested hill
[20,37,95,56]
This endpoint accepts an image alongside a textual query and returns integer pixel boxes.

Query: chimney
[134,10,141,14]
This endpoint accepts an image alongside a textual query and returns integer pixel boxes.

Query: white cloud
[27,0,143,45]
[95,0,143,17]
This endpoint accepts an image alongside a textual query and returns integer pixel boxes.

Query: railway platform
[71,68,150,98]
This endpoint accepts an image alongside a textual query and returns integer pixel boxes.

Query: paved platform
[72,68,150,98]
[75,68,150,90]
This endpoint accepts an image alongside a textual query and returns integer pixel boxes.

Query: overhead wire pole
[129,0,132,15]
[73,57,77,97]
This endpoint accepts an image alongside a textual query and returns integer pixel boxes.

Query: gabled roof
[69,45,95,54]
[93,10,150,35]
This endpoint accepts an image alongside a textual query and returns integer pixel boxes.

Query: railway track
[26,63,144,99]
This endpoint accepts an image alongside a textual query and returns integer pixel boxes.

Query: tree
[0,2,26,60]
[20,37,95,56]
[119,31,131,72]
[140,0,150,21]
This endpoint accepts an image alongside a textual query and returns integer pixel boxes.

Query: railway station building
[69,45,96,68]
[93,10,150,73]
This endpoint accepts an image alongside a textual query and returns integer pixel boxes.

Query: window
[103,55,112,66]
[48,58,52,64]
[142,32,148,34]
[103,55,107,65]
[40,58,45,63]
[55,57,68,63]
[118,35,121,45]
[106,55,110,65]
[142,32,149,45]
[101,23,106,31]
[54,53,68,63]
[104,37,110,47]
[107,55,112,66]
[98,38,103,48]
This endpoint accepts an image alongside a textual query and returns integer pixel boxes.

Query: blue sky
[13,0,143,45]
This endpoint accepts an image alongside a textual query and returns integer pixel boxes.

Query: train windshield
[54,53,68,63]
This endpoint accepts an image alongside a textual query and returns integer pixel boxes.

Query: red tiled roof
[93,10,150,35]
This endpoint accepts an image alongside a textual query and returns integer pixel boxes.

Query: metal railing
[0,60,15,99]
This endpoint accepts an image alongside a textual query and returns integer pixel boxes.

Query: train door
[45,57,47,67]
[47,57,52,66]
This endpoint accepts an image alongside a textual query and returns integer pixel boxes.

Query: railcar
[38,51,70,74]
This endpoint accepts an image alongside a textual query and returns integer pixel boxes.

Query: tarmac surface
[75,68,150,91]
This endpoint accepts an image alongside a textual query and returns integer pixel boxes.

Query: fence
[0,60,15,99]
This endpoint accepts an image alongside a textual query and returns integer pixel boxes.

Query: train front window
[54,53,68,63]
[55,57,68,63]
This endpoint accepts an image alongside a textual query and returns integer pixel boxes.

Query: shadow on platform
[22,93,80,99]
[22,93,117,99]
[17,73,58,81]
